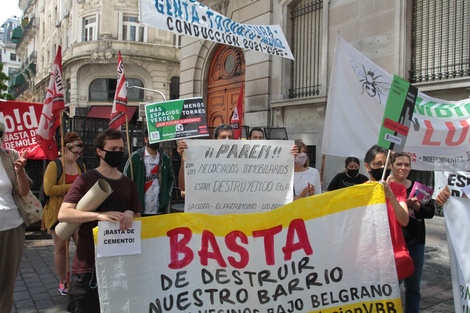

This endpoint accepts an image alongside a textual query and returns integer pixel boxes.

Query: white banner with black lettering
[183,139,294,214]
[323,36,470,171]
[139,0,294,59]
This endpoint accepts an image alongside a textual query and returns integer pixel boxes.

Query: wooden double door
[206,45,245,130]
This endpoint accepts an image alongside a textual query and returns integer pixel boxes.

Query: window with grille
[89,78,144,101]
[410,1,470,82]
[289,0,323,99]
[83,16,97,41]
[123,15,146,42]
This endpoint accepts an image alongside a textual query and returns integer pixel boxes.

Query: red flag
[230,85,244,139]
[1,101,46,159]
[36,46,64,160]
[109,51,128,129]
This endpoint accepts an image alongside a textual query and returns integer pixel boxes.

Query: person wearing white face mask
[293,139,322,200]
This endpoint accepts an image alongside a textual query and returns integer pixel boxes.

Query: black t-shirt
[327,172,369,191]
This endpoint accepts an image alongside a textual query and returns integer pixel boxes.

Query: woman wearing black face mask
[327,156,368,191]
[364,144,414,282]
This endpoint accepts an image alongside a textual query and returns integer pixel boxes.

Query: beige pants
[0,224,25,313]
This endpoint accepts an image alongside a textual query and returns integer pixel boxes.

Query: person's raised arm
[383,181,409,226]
[436,185,450,207]
[176,140,187,195]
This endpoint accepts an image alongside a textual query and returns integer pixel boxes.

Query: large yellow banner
[95,183,402,313]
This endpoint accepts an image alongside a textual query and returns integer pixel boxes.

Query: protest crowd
[1,2,470,313]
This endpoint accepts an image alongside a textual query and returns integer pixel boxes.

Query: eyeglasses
[65,140,84,149]
[370,162,385,168]
[68,149,83,156]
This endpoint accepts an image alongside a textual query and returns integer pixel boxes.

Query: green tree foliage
[0,63,14,100]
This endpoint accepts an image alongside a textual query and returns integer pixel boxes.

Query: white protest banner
[444,196,470,313]
[322,36,470,171]
[95,183,403,313]
[433,171,470,198]
[183,139,294,214]
[139,0,294,60]
[0,101,46,159]
[96,221,142,258]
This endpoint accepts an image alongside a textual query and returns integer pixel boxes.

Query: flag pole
[58,111,70,291]
[125,115,134,180]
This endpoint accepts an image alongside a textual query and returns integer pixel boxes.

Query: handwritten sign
[95,183,403,313]
[96,221,142,257]
[183,140,294,214]
[145,97,209,143]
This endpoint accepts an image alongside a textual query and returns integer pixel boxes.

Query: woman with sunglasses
[43,132,86,295]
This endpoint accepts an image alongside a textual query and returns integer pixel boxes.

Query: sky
[0,2,22,25]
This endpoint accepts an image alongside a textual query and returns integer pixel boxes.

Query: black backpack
[39,159,85,206]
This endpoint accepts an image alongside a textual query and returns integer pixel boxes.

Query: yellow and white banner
[95,183,403,313]
[445,197,470,313]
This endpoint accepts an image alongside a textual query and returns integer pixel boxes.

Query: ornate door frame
[206,45,245,130]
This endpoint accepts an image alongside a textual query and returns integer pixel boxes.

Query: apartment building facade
[12,0,180,122]
[179,0,469,185]
[1,16,21,89]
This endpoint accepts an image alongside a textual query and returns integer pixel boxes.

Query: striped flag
[36,45,64,160]
[109,51,127,129]
[230,85,244,139]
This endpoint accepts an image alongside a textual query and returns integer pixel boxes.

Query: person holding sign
[388,152,435,313]
[177,124,299,197]
[123,129,174,215]
[364,145,414,281]
[293,139,321,200]
[58,129,141,312]
[0,119,34,313]
[42,132,86,295]
[177,123,234,195]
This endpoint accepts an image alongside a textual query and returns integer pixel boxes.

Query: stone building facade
[179,0,470,186]
[13,0,180,121]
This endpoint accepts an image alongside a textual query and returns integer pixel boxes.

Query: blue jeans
[404,242,425,313]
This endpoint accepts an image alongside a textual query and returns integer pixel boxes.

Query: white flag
[322,36,470,171]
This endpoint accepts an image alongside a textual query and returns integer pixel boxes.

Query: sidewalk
[12,217,454,313]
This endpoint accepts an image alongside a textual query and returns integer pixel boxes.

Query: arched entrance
[207,45,245,129]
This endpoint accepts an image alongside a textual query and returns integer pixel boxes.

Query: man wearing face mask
[58,128,141,312]
[124,129,174,215]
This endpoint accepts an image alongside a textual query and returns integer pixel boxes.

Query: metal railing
[410,0,470,83]
[289,0,323,98]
